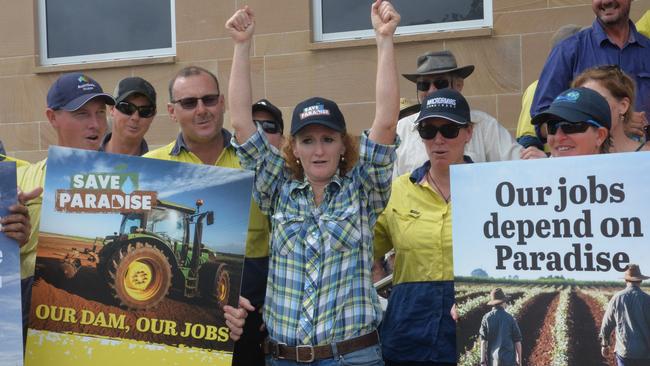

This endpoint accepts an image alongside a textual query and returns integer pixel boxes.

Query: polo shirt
[144,130,270,306]
[532,19,650,119]
[16,159,46,279]
[0,154,30,168]
[98,132,149,156]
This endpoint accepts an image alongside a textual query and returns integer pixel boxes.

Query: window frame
[37,0,177,66]
[311,0,493,43]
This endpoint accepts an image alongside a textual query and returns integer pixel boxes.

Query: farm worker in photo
[600,264,650,366]
[393,50,521,177]
[530,87,612,157]
[143,65,275,365]
[226,0,401,364]
[372,89,475,365]
[101,76,157,156]
[17,72,115,343]
[479,288,522,366]
[572,65,649,152]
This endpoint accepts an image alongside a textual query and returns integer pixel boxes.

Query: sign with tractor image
[25,147,254,366]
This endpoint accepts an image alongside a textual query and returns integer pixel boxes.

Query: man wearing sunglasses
[144,66,271,365]
[531,0,650,140]
[252,98,284,148]
[101,77,156,156]
[394,50,522,177]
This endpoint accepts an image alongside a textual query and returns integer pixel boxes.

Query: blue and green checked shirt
[233,128,398,346]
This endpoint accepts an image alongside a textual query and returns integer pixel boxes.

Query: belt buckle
[296,344,315,363]
[272,341,286,359]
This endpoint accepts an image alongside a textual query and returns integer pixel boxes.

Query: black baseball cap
[290,97,346,136]
[114,77,157,106]
[47,73,115,111]
[532,87,611,130]
[415,89,471,125]
[253,99,284,132]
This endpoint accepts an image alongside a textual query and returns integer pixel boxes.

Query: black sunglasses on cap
[115,101,156,118]
[416,79,451,92]
[418,123,466,140]
[254,119,282,134]
[171,94,220,110]
[546,120,603,135]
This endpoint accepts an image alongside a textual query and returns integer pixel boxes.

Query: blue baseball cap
[290,97,346,136]
[47,72,115,111]
[532,87,611,130]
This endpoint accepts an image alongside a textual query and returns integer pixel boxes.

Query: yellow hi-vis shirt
[143,132,270,260]
[374,169,454,284]
[17,159,46,279]
[637,11,650,38]
[1,154,30,168]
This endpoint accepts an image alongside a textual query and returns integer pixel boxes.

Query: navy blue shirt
[532,19,650,118]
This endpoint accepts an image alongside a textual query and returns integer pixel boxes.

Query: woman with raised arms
[224,1,401,365]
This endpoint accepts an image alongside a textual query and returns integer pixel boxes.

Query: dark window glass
[45,0,172,58]
[321,0,484,33]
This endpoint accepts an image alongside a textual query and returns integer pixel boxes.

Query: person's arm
[480,339,488,366]
[531,38,576,117]
[515,341,522,366]
[226,6,257,145]
[599,298,616,353]
[1,188,41,246]
[367,0,400,145]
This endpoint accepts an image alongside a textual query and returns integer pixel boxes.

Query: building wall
[1,0,648,162]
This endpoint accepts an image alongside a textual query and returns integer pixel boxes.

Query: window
[38,0,176,66]
[312,0,492,42]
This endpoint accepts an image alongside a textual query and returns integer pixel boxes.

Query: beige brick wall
[1,0,648,162]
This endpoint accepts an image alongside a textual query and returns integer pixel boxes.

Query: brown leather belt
[263,330,379,363]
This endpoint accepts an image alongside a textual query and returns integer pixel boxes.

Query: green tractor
[69,199,231,310]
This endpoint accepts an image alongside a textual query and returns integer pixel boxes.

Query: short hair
[283,132,359,180]
[168,66,220,101]
[550,24,581,48]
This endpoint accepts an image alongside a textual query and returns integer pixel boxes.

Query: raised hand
[371,0,400,37]
[225,6,255,43]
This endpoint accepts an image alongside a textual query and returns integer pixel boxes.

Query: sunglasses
[546,120,603,135]
[115,101,156,118]
[254,119,282,134]
[418,123,466,140]
[416,79,451,92]
[171,94,220,110]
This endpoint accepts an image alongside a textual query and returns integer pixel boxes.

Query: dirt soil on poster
[29,233,242,351]
[516,292,556,366]
[569,290,613,366]
[525,293,559,366]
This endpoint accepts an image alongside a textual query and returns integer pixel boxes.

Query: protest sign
[451,152,650,366]
[0,161,23,366]
[25,147,253,366]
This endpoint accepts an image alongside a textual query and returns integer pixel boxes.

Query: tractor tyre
[107,242,172,310]
[199,263,231,308]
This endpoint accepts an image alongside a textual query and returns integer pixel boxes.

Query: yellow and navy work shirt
[144,131,270,306]
[17,159,46,279]
[1,154,30,168]
[373,159,470,363]
[233,128,398,347]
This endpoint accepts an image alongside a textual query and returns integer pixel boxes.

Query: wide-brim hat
[624,264,650,282]
[402,50,475,83]
[487,288,508,306]
[531,87,611,130]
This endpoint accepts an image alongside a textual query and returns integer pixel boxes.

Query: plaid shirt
[233,128,398,346]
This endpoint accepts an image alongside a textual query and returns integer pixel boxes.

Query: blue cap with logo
[532,87,611,130]
[290,97,346,136]
[47,72,115,111]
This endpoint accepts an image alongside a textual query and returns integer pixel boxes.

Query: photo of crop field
[454,277,646,366]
